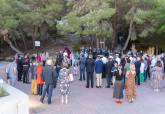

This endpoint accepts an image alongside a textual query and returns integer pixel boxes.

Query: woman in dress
[59,63,70,104]
[125,64,136,103]
[113,64,124,104]
[153,60,163,92]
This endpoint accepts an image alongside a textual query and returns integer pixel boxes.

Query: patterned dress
[59,68,70,95]
[125,71,136,101]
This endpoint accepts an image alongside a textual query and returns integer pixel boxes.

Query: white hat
[46,59,52,65]
[108,56,113,59]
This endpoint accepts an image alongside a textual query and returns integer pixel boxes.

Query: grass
[0,87,9,97]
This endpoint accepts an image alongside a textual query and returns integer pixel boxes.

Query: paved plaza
[0,63,165,114]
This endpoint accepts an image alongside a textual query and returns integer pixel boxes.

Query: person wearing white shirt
[102,56,108,64]
[102,56,108,78]
[140,59,145,83]
[116,55,121,65]
[63,51,68,58]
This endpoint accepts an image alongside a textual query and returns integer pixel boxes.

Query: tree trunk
[32,26,38,49]
[22,34,27,50]
[123,19,134,51]
[13,37,19,49]
[96,37,99,48]
[3,35,23,54]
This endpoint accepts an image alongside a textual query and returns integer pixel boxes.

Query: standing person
[42,51,49,66]
[140,59,145,84]
[79,55,86,81]
[93,48,97,60]
[95,55,103,88]
[30,60,37,95]
[40,59,55,104]
[144,57,148,81]
[6,58,17,86]
[153,60,164,92]
[125,64,136,103]
[115,54,121,65]
[73,63,79,77]
[161,54,165,73]
[135,57,141,85]
[121,56,127,84]
[37,53,42,63]
[113,64,124,104]
[102,55,108,78]
[23,55,30,83]
[55,52,63,78]
[17,55,23,81]
[85,54,95,88]
[59,63,70,104]
[36,63,44,96]
[146,56,151,80]
[105,56,114,88]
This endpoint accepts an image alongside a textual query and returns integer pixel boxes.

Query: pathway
[0,62,165,114]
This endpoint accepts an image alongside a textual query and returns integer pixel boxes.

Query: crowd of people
[5,47,165,105]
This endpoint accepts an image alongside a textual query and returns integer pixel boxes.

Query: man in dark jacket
[135,57,141,85]
[85,54,95,88]
[105,56,114,88]
[79,55,86,81]
[17,55,23,81]
[40,59,56,104]
[54,52,63,87]
[22,55,30,83]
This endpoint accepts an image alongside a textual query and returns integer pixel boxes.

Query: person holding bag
[59,63,70,104]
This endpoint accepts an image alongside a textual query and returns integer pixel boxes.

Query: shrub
[0,87,9,97]
[72,43,81,52]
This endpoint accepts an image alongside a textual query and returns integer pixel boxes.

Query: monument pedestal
[0,84,29,114]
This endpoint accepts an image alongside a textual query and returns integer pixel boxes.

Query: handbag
[68,74,74,82]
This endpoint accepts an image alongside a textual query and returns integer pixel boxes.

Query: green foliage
[72,43,81,52]
[57,0,115,39]
[0,87,9,97]
[0,0,66,45]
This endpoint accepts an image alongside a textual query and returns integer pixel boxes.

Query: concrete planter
[0,84,29,114]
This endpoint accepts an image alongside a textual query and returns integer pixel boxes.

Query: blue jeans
[41,84,53,104]
[56,66,61,78]
[80,68,85,80]
[37,84,43,96]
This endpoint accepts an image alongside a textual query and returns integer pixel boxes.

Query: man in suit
[85,54,95,88]
[135,57,141,85]
[105,56,114,88]
[79,55,86,81]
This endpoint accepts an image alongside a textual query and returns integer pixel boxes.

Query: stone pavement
[1,62,165,114]
[17,79,165,114]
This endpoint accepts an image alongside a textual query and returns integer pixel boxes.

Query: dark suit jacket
[85,58,95,73]
[41,65,56,84]
[106,60,114,75]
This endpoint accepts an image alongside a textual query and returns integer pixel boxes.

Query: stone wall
[0,83,29,114]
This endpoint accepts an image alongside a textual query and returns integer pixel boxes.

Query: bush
[0,87,9,97]
[72,43,81,52]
